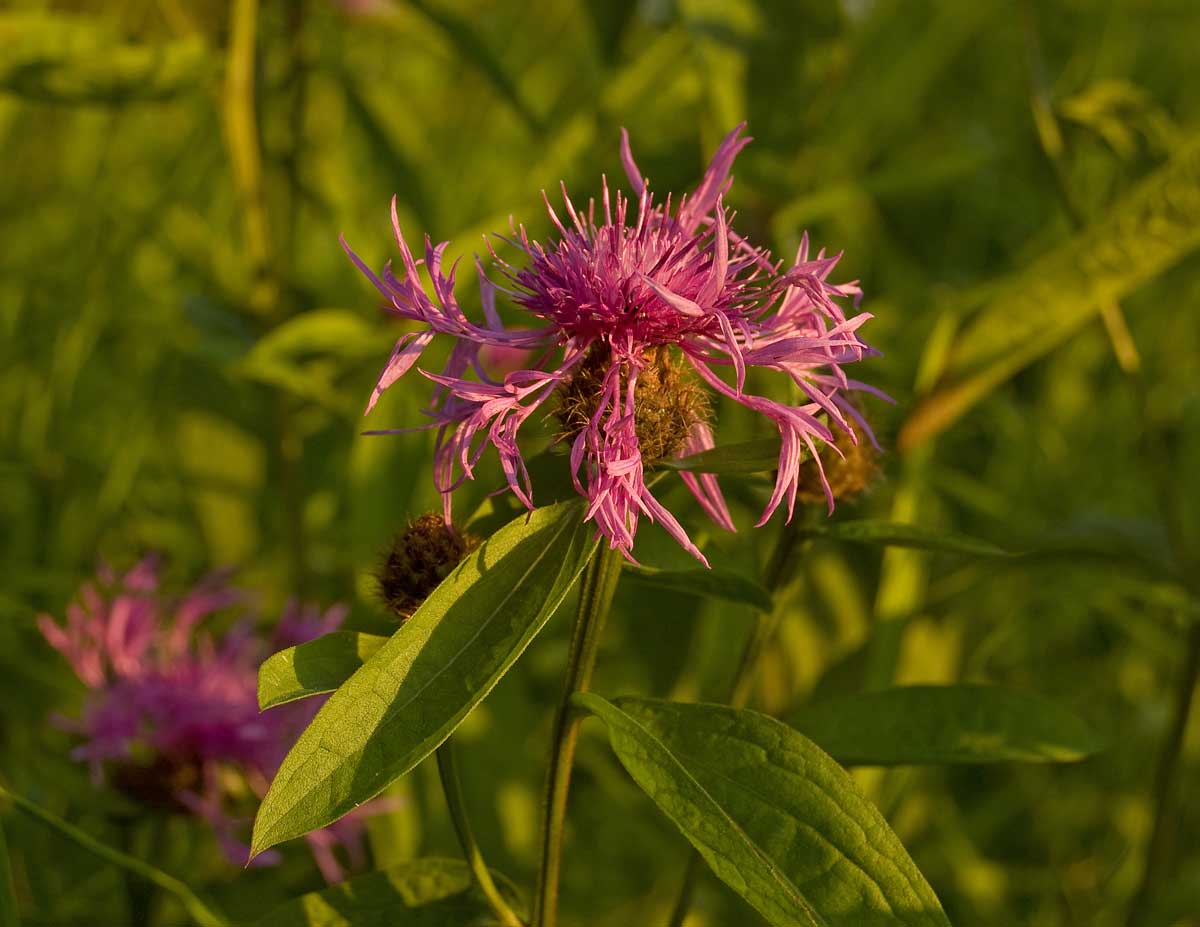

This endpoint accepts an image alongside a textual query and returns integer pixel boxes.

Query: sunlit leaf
[658,437,782,475]
[902,133,1200,448]
[576,694,951,927]
[258,631,389,710]
[0,13,211,103]
[0,786,228,927]
[624,564,773,611]
[253,857,523,927]
[251,502,594,857]
[790,686,1104,765]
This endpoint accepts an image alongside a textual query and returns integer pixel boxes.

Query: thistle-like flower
[38,558,374,883]
[345,124,882,565]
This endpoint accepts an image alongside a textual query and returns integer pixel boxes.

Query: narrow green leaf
[241,309,380,363]
[0,786,227,927]
[576,694,950,927]
[902,131,1200,448]
[253,857,523,927]
[258,631,389,710]
[0,14,211,103]
[790,686,1105,766]
[658,437,782,475]
[252,502,594,857]
[624,564,773,612]
[803,520,1009,558]
[0,816,17,927]
[403,0,543,132]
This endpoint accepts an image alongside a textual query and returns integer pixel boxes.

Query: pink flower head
[39,560,374,883]
[344,124,883,565]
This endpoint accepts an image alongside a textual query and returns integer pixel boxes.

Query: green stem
[1127,620,1200,927]
[667,517,811,927]
[436,738,524,927]
[0,786,227,927]
[532,544,623,927]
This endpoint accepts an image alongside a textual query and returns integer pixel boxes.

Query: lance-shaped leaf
[658,437,783,475]
[902,132,1200,448]
[802,520,1009,558]
[253,857,523,927]
[790,686,1104,766]
[258,632,389,710]
[575,694,950,927]
[624,564,774,611]
[252,502,594,857]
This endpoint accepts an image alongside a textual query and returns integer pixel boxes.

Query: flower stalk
[532,543,623,927]
[435,738,524,927]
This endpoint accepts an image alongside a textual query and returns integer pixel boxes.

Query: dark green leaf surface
[804,520,1009,557]
[624,564,774,611]
[576,694,951,927]
[258,631,389,710]
[251,502,594,857]
[658,438,783,475]
[790,686,1104,765]
[252,857,523,927]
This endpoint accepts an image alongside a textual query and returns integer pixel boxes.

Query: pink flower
[344,124,883,565]
[39,559,373,883]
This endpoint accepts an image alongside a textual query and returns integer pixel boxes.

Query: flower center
[554,345,709,463]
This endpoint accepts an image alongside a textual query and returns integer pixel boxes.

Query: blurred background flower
[38,558,370,884]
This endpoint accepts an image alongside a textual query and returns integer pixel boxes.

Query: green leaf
[803,520,1009,558]
[901,131,1200,448]
[576,694,950,927]
[235,309,382,412]
[252,502,594,857]
[258,631,389,710]
[0,14,211,103]
[252,857,523,927]
[790,686,1105,765]
[624,564,774,612]
[403,0,543,132]
[658,437,782,475]
[0,785,227,927]
[0,816,17,927]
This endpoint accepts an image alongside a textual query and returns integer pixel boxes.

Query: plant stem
[532,544,623,927]
[1127,620,1200,927]
[667,517,811,927]
[0,786,227,927]
[436,738,524,927]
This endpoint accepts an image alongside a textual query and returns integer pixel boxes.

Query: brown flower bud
[377,514,479,622]
[795,422,880,506]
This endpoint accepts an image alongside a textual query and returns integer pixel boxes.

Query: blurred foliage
[1,0,1198,926]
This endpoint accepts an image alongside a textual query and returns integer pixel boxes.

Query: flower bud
[377,514,479,621]
[795,419,880,506]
